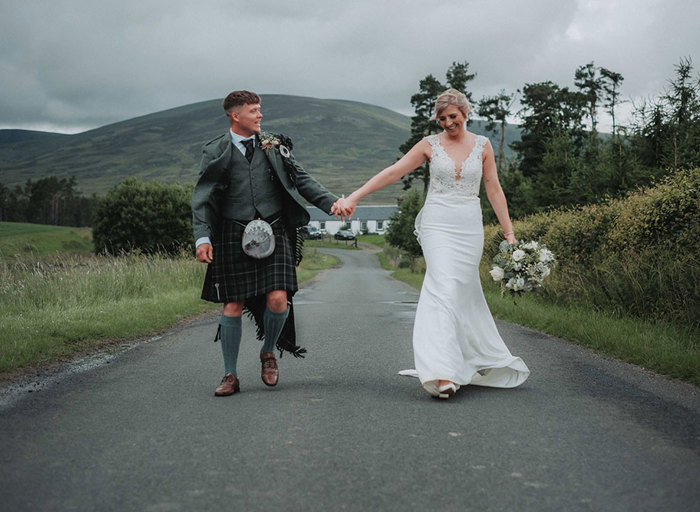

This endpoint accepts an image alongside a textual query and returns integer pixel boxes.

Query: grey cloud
[0,0,698,132]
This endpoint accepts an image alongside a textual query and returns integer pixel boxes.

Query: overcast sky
[1,0,698,133]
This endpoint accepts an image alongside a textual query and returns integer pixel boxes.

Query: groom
[192,90,346,396]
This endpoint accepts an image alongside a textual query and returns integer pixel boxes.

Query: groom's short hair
[223,90,261,113]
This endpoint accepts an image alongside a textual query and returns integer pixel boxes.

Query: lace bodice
[426,134,487,197]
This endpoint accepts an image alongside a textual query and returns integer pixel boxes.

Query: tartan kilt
[201,217,298,303]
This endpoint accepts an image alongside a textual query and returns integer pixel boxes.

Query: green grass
[297,248,340,282]
[0,221,93,260]
[0,244,338,377]
[304,236,360,250]
[377,243,700,386]
[481,286,699,385]
[357,233,387,248]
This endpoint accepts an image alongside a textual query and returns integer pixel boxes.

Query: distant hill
[0,95,521,204]
[0,129,71,144]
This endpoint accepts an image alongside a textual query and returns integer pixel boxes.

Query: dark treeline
[399,57,700,223]
[0,176,98,227]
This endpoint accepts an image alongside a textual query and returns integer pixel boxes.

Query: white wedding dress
[399,134,530,395]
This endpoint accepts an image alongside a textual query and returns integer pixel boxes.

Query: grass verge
[0,248,338,377]
[304,237,360,250]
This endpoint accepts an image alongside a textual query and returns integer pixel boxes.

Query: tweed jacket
[192,132,338,242]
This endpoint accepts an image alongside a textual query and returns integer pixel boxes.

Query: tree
[399,62,477,195]
[385,189,424,257]
[600,67,624,135]
[445,61,477,104]
[0,176,95,226]
[477,89,515,170]
[512,81,587,178]
[0,183,9,222]
[510,81,587,212]
[92,178,193,255]
[574,61,603,132]
[630,57,700,173]
[664,56,700,169]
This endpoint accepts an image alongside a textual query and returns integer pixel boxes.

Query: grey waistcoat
[222,144,285,221]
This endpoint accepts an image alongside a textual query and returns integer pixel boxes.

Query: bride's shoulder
[469,132,490,146]
[423,134,440,145]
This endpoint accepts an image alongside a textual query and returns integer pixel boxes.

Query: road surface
[1,248,698,511]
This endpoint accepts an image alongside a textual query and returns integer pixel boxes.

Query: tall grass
[0,248,338,375]
[0,252,213,373]
[479,264,700,385]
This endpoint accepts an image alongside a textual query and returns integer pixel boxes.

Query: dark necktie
[241,138,254,163]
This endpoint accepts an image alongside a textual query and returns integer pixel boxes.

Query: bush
[483,168,700,328]
[93,178,193,256]
[386,189,424,257]
[605,170,699,254]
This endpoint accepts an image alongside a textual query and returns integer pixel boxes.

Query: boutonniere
[259,131,292,158]
[259,131,280,150]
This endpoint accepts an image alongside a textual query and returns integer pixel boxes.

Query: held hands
[331,195,357,220]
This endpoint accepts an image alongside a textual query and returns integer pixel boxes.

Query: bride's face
[437,105,466,135]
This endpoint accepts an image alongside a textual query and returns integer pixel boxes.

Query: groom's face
[230,103,262,137]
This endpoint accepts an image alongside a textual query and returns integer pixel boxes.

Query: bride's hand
[505,232,516,244]
[333,196,357,220]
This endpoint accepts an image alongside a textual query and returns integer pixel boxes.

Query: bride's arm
[342,139,429,209]
[482,139,516,244]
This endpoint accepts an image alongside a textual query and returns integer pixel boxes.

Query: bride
[334,88,529,399]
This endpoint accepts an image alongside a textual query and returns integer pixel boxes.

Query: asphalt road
[1,248,699,512]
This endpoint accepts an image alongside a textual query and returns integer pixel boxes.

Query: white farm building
[306,205,398,235]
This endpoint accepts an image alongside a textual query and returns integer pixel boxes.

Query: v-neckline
[436,135,478,180]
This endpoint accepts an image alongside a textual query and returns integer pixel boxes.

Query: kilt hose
[201,217,297,304]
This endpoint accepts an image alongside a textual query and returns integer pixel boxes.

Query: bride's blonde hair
[431,88,472,120]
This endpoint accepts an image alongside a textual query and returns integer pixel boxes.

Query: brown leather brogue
[260,352,279,387]
[214,373,240,396]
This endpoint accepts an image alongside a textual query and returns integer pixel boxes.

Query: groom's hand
[196,243,213,263]
[332,197,355,220]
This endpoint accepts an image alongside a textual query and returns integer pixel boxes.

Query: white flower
[489,266,504,281]
[523,241,538,250]
[512,249,526,262]
[539,248,552,262]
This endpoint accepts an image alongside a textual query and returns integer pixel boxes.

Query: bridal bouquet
[489,240,556,297]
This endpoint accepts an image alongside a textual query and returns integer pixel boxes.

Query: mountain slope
[0,95,520,204]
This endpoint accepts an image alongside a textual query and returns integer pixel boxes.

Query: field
[0,222,93,260]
